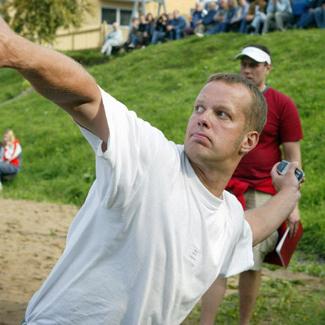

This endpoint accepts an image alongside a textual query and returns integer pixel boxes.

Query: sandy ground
[0,197,323,325]
[0,198,77,325]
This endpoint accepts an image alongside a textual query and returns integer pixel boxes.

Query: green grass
[184,277,325,324]
[0,68,26,102]
[1,29,325,323]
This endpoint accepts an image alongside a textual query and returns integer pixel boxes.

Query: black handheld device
[276,160,304,183]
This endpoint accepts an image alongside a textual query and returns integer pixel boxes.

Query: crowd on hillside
[101,0,325,56]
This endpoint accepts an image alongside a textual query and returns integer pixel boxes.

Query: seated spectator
[243,0,267,33]
[167,10,187,40]
[229,0,250,32]
[201,0,219,10]
[315,0,325,27]
[297,0,323,28]
[0,129,22,190]
[138,14,152,46]
[101,22,124,56]
[197,1,219,35]
[223,0,241,32]
[184,2,206,35]
[291,0,310,25]
[151,13,169,44]
[145,13,156,43]
[262,0,293,33]
[206,0,229,34]
[126,17,142,49]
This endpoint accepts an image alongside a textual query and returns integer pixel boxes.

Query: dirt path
[0,198,323,324]
[0,198,77,324]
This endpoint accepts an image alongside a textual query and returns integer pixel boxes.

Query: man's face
[240,57,271,90]
[184,81,253,167]
[173,10,180,18]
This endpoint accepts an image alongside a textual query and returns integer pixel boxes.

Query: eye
[194,105,205,113]
[216,110,231,120]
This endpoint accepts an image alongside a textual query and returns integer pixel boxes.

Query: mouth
[191,132,212,145]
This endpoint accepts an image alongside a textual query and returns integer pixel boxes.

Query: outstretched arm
[245,162,301,246]
[0,18,108,147]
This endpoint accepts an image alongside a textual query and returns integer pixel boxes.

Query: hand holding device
[276,160,304,183]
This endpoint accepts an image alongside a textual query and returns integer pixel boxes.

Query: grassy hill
[0,29,324,323]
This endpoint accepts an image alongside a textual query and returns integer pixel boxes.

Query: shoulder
[264,87,296,107]
[223,190,244,216]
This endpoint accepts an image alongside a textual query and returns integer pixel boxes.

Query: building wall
[165,0,194,16]
[53,0,194,51]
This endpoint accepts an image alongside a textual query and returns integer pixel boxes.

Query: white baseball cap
[235,46,271,64]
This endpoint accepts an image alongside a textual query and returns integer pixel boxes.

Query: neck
[258,83,267,92]
[189,159,238,198]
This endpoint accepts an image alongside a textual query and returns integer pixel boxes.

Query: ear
[239,131,259,155]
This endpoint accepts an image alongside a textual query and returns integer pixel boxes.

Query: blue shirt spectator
[203,1,219,32]
[206,0,229,34]
[168,10,187,40]
[314,0,325,27]
[297,0,323,27]
[191,3,206,29]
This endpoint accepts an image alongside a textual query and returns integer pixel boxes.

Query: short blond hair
[206,73,267,133]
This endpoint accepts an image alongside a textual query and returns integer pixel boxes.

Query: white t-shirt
[25,89,253,325]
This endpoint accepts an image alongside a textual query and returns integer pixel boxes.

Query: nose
[198,119,208,128]
[241,64,251,74]
[197,109,212,129]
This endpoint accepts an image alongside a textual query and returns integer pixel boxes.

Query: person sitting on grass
[151,13,170,44]
[126,17,142,49]
[101,22,124,57]
[167,10,187,40]
[0,129,22,190]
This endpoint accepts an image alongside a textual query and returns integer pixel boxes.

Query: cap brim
[235,47,271,64]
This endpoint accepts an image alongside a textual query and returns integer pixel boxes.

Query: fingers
[287,161,299,174]
[272,160,303,193]
[271,162,279,176]
[274,160,301,182]
[288,221,298,237]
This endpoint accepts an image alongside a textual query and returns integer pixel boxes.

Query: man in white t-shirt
[0,18,301,324]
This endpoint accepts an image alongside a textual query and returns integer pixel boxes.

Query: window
[102,8,116,25]
[101,7,132,26]
[120,10,132,26]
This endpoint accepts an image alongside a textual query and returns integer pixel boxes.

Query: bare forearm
[1,20,108,142]
[282,141,301,166]
[245,187,300,246]
[6,34,100,115]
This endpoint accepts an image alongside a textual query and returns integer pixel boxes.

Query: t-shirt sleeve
[79,87,176,209]
[278,95,303,143]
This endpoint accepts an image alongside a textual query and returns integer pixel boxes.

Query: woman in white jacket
[101,22,124,56]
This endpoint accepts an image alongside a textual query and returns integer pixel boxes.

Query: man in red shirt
[200,44,303,325]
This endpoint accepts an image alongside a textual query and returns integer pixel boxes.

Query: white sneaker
[0,181,2,191]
